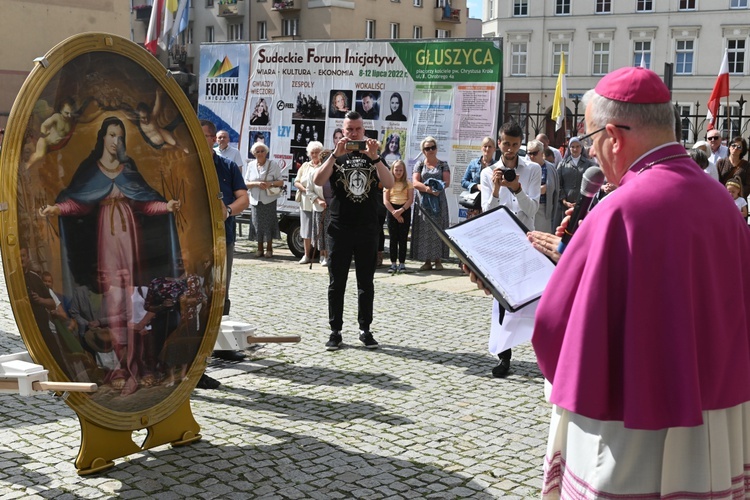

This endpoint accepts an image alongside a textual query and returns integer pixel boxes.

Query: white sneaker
[320,258,328,267]
[299,255,311,264]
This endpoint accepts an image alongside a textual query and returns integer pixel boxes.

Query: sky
[467,0,483,19]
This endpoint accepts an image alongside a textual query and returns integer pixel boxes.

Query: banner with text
[198,43,251,144]
[201,39,502,221]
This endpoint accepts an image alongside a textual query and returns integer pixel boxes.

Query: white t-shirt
[735,196,747,212]
[215,145,246,176]
[704,162,720,182]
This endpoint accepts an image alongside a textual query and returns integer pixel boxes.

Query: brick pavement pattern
[0,239,549,499]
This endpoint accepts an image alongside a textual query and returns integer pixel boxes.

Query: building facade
[0,0,131,128]
[482,0,750,146]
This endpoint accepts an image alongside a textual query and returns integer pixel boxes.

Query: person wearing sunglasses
[522,67,750,498]
[706,130,728,165]
[690,140,720,182]
[411,136,450,271]
[717,136,750,197]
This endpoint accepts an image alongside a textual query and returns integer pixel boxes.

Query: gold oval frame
[0,33,226,431]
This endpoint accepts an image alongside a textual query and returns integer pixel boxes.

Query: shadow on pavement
[193,386,414,426]
[210,360,415,392]
[114,422,505,499]
[373,343,545,381]
[0,448,79,495]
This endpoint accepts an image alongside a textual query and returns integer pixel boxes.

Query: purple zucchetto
[595,67,671,104]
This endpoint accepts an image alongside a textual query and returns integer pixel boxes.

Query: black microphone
[557,166,605,254]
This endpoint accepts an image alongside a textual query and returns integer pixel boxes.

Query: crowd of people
[15,64,750,496]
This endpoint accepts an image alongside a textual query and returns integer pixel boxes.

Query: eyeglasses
[730,144,742,149]
[577,124,631,148]
[707,136,721,141]
[527,150,541,156]
[423,145,437,151]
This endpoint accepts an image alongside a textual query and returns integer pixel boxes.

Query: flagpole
[725,93,730,139]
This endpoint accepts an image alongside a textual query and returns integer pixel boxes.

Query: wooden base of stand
[75,399,201,475]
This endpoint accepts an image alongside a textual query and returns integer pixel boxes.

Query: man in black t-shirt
[313,111,394,350]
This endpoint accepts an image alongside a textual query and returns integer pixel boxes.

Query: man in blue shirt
[199,120,249,388]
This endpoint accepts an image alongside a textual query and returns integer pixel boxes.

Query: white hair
[250,142,268,155]
[583,89,674,132]
[306,141,323,156]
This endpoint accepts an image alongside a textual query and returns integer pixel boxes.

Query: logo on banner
[275,100,295,111]
[205,56,240,102]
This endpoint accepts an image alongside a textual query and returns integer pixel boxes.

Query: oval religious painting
[0,34,225,430]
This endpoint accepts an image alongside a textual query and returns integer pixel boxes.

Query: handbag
[459,189,481,210]
[263,163,282,197]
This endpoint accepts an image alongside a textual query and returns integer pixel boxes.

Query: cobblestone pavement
[0,238,550,499]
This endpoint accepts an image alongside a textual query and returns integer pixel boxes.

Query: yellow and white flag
[551,53,567,132]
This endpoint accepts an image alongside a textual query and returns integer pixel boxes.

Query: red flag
[706,50,729,130]
[145,0,164,55]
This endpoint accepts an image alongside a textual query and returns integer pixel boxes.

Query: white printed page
[445,208,554,308]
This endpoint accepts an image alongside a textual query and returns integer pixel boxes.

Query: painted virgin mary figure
[41,116,182,390]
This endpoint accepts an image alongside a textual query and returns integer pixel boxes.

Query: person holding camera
[479,121,541,378]
[480,122,541,228]
[313,111,394,351]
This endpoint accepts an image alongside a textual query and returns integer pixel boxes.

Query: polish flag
[145,0,165,55]
[706,50,729,130]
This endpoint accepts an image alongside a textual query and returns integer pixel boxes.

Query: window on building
[282,18,298,37]
[555,0,570,15]
[595,0,611,13]
[592,42,610,75]
[511,42,527,76]
[552,42,569,75]
[206,0,214,6]
[676,104,693,144]
[633,40,651,68]
[258,21,267,40]
[436,29,451,38]
[731,0,748,7]
[503,99,529,134]
[488,0,494,17]
[636,0,653,12]
[413,25,422,38]
[206,26,214,42]
[366,19,376,39]
[392,0,400,2]
[436,0,447,7]
[390,23,400,39]
[728,39,746,74]
[679,0,696,10]
[513,0,528,16]
[413,0,422,6]
[720,104,742,138]
[181,26,193,45]
[229,23,243,41]
[675,39,694,74]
